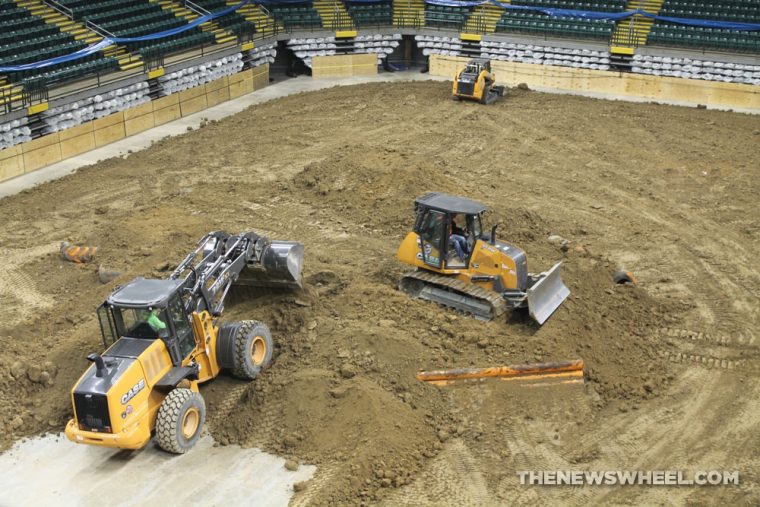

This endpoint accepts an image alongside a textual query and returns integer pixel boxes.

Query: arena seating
[192,0,256,37]
[649,0,760,53]
[0,0,118,85]
[496,11,617,40]
[515,0,628,11]
[270,3,323,30]
[345,1,392,27]
[495,0,623,40]
[426,4,472,30]
[57,0,215,58]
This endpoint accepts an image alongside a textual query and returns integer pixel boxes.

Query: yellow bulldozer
[397,193,569,325]
[452,58,506,104]
[65,231,304,453]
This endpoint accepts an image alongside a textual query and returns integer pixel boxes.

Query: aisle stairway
[313,0,354,30]
[610,0,664,54]
[463,2,505,34]
[225,0,281,36]
[0,77,23,110]
[151,0,236,44]
[393,0,424,28]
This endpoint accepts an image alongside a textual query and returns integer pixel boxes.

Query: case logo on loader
[121,379,145,405]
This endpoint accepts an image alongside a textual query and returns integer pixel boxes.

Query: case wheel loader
[396,193,569,325]
[452,59,506,105]
[65,231,304,454]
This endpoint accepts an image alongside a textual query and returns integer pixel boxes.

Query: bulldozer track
[662,350,749,372]
[290,465,339,507]
[656,327,758,350]
[400,270,507,321]
[380,440,490,506]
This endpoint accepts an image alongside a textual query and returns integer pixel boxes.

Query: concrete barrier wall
[312,54,378,78]
[431,55,760,111]
[0,65,269,183]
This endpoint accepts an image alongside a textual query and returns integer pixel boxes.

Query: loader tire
[156,388,206,454]
[231,320,274,380]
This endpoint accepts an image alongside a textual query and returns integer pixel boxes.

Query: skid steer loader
[452,59,506,105]
[65,231,304,454]
[397,193,569,325]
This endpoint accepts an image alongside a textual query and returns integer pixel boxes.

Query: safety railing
[42,0,73,19]
[393,7,423,29]
[184,0,212,17]
[0,88,16,115]
[610,15,644,48]
[85,19,116,39]
[323,10,355,31]
[22,81,49,106]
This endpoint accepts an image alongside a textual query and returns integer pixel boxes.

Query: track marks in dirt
[380,440,489,506]
[0,243,59,326]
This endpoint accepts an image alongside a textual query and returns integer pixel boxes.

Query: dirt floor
[0,80,759,505]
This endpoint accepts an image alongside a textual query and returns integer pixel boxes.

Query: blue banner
[425,0,760,30]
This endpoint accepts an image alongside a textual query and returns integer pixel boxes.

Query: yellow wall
[0,65,269,182]
[312,53,378,78]
[432,55,760,110]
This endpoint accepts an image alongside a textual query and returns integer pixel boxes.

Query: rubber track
[400,270,507,321]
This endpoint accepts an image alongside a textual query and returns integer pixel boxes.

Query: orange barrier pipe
[417,359,584,384]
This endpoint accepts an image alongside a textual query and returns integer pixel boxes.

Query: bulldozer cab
[98,278,196,366]
[413,193,487,269]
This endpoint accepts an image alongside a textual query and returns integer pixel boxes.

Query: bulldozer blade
[527,262,569,325]
[237,241,304,289]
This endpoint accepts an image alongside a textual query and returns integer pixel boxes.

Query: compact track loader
[65,231,304,454]
[397,193,569,325]
[452,59,506,104]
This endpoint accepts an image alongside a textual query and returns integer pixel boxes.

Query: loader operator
[450,214,470,261]
[147,308,167,335]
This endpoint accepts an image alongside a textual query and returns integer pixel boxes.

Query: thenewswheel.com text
[517,470,739,486]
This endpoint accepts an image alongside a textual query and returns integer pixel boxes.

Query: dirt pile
[0,80,758,505]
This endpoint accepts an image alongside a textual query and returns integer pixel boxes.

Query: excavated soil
[0,80,759,505]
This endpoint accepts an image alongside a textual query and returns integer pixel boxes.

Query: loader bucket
[237,241,304,289]
[527,262,570,325]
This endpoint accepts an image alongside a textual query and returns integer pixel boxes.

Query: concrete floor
[0,434,314,507]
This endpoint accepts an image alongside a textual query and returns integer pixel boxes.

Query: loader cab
[463,59,490,76]
[98,278,196,366]
[413,193,487,270]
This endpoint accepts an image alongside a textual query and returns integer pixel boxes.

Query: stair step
[120,61,143,71]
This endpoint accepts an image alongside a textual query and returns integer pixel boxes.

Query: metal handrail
[85,20,117,39]
[42,0,73,19]
[184,0,212,17]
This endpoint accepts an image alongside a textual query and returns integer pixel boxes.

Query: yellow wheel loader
[452,59,506,105]
[65,231,304,454]
[397,193,569,325]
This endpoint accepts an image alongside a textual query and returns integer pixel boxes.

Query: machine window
[113,307,163,339]
[169,297,192,338]
[97,304,118,348]
[169,296,195,359]
[419,210,445,268]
